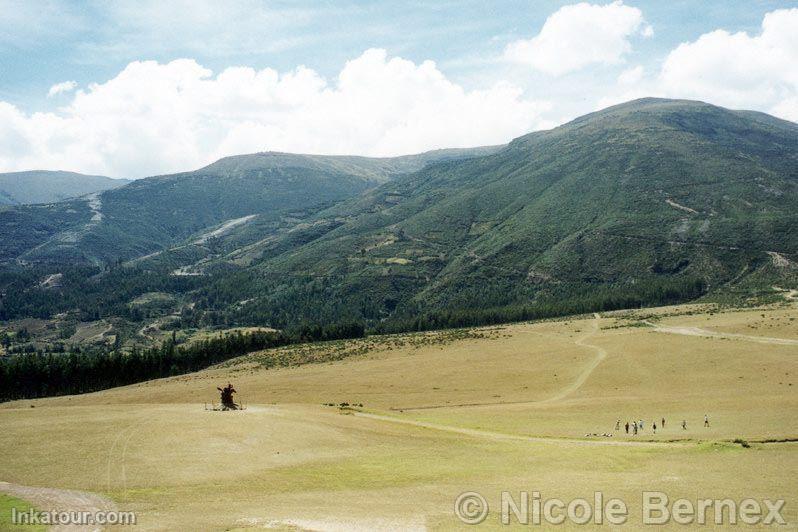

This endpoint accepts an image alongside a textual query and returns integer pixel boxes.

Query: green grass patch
[0,493,46,532]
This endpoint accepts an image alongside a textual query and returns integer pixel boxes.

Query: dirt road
[392,313,608,411]
[645,321,798,346]
[0,481,117,532]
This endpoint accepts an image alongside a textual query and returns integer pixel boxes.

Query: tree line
[377,276,707,333]
[0,321,364,401]
[1,275,705,401]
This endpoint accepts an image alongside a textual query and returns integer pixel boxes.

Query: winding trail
[391,313,608,412]
[540,312,607,403]
[0,481,116,532]
[644,321,798,346]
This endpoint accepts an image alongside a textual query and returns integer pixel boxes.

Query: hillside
[0,98,796,340]
[0,170,129,205]
[196,98,798,327]
[0,147,500,266]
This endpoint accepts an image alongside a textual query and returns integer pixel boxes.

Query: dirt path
[0,481,116,532]
[393,313,608,412]
[193,214,257,244]
[540,313,607,403]
[354,412,668,447]
[772,286,798,301]
[85,193,103,224]
[644,321,798,346]
[767,251,791,268]
[665,198,698,214]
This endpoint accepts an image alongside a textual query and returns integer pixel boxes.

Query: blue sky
[0,1,786,110]
[0,0,796,177]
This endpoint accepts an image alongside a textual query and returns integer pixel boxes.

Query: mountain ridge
[0,98,796,337]
[189,97,797,326]
[0,145,504,265]
[0,170,129,205]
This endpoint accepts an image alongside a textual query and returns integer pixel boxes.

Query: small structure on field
[205,382,245,411]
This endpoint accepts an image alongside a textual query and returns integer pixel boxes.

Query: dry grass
[0,304,796,529]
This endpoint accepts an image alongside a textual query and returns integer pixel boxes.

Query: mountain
[0,147,503,265]
[192,98,798,326]
[0,171,129,205]
[0,98,796,335]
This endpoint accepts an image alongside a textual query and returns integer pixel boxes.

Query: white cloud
[0,49,550,178]
[47,80,78,97]
[659,8,798,121]
[503,1,651,76]
[617,65,644,85]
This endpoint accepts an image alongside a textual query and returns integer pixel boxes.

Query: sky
[0,0,796,178]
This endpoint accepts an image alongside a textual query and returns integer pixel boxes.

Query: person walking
[661,417,665,428]
[615,419,621,431]
[625,421,629,434]
[682,420,687,430]
[704,414,710,428]
[653,421,657,434]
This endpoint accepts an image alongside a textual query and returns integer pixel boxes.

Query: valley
[1,303,796,529]
[1,99,796,358]
[1,98,797,529]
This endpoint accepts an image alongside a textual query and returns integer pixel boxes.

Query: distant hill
[0,170,129,205]
[0,147,502,265]
[202,146,504,184]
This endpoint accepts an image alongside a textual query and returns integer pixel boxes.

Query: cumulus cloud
[47,80,78,97]
[659,8,798,121]
[0,49,550,178]
[504,1,651,76]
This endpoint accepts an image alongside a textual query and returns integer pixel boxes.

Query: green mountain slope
[0,147,500,265]
[192,98,797,326]
[0,98,795,334]
[0,171,129,205]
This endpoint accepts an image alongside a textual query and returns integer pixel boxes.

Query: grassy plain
[0,303,796,530]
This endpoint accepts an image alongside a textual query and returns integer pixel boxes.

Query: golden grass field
[0,303,796,530]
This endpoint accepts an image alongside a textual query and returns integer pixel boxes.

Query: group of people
[614,415,710,435]
[617,418,664,435]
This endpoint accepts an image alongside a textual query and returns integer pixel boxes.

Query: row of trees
[378,277,707,333]
[2,278,704,402]
[0,322,365,401]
